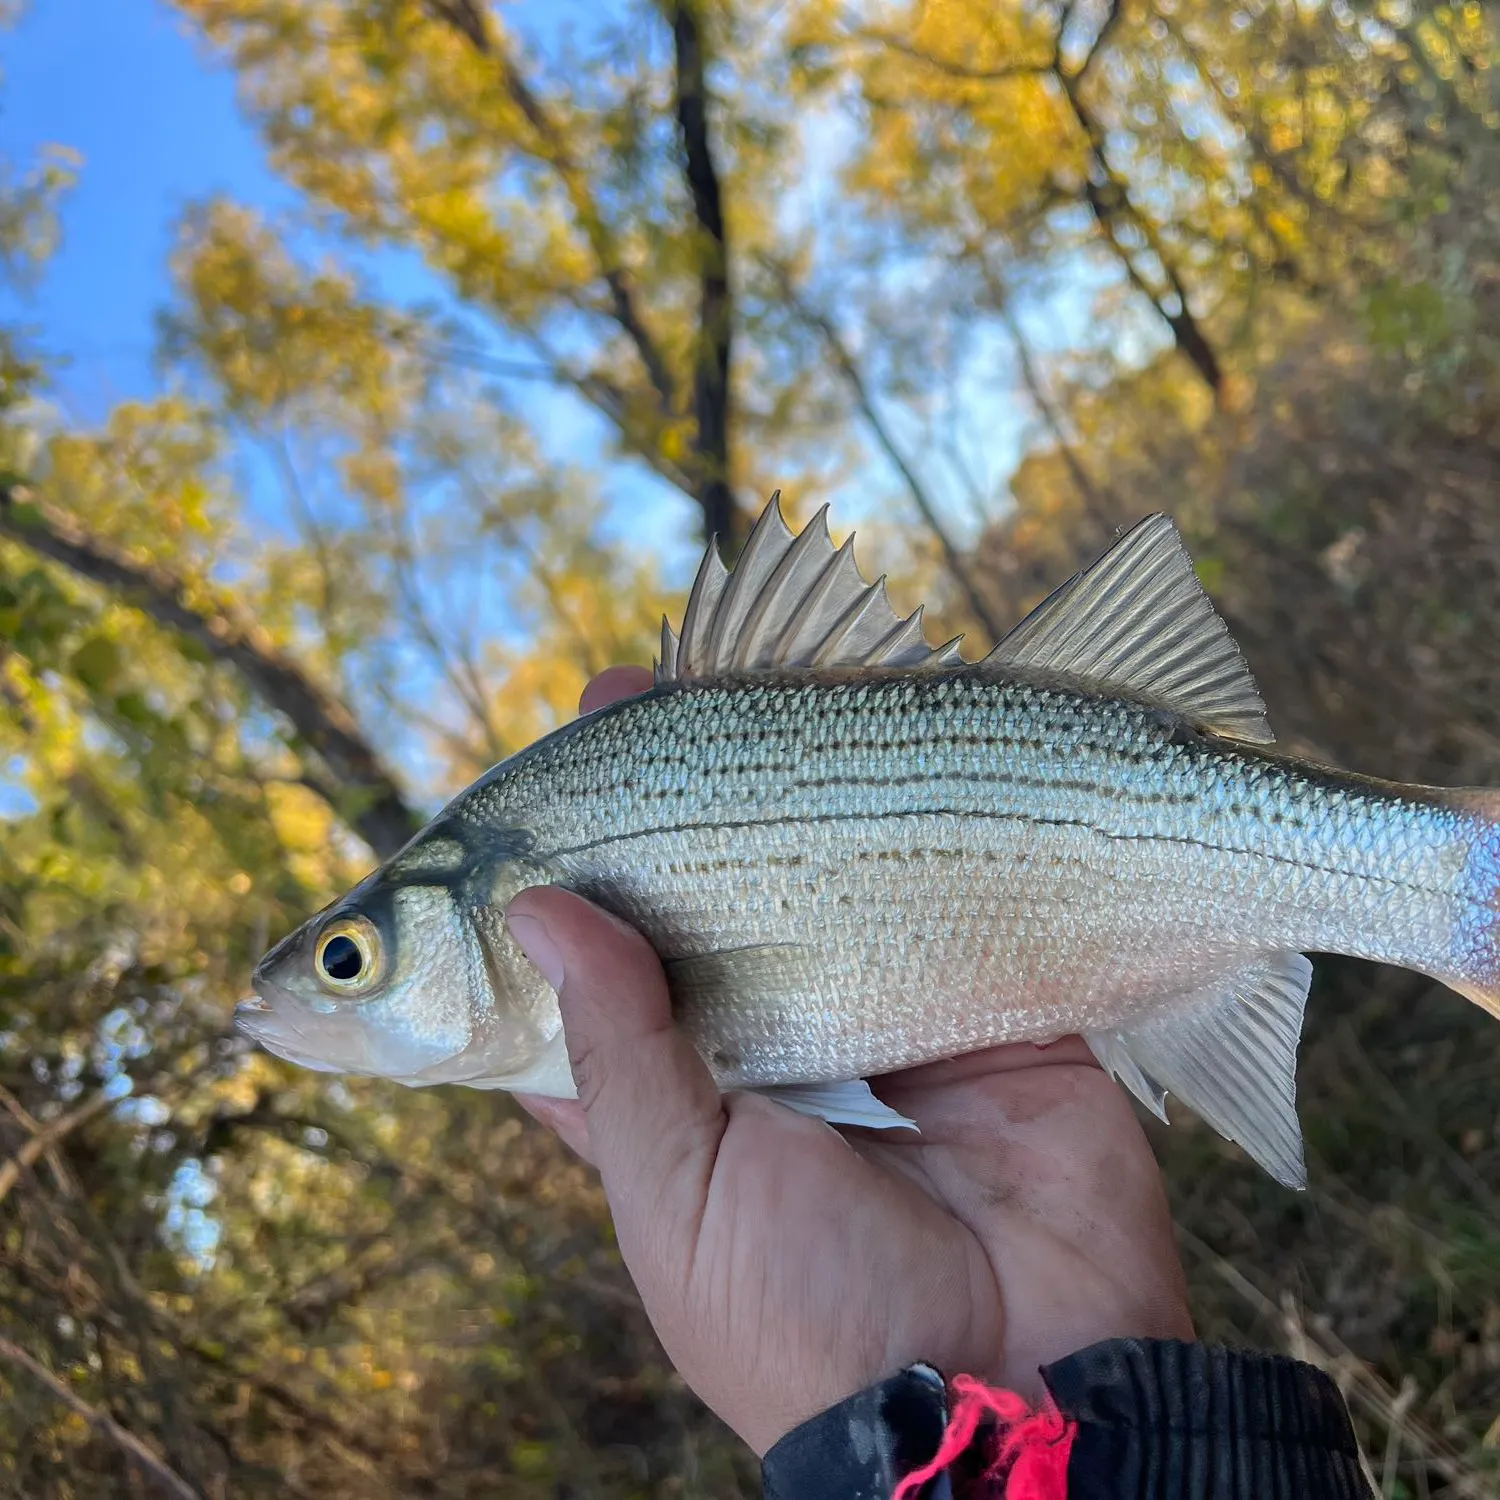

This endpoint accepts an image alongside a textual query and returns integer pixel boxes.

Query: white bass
[240,501,1500,1187]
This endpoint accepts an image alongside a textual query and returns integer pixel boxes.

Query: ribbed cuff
[1041,1338,1373,1500]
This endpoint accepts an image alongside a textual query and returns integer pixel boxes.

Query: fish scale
[243,502,1500,1188]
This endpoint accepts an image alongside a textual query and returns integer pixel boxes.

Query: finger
[579,665,653,716]
[514,1093,596,1164]
[505,887,727,1281]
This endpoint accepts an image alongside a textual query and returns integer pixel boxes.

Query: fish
[239,497,1500,1188]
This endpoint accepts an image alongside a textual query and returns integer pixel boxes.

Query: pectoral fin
[750,1079,919,1131]
[1086,951,1313,1189]
[664,942,817,1008]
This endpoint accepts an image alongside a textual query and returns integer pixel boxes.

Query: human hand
[506,666,1194,1457]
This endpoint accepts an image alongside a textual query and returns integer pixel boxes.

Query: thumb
[504,887,727,1278]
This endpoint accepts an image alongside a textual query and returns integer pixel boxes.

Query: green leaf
[1,499,39,527]
[113,691,155,725]
[174,631,214,665]
[69,634,122,692]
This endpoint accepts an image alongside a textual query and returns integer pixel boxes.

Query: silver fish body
[243,502,1500,1187]
[467,666,1499,1088]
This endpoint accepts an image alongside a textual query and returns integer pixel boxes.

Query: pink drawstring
[891,1374,1075,1499]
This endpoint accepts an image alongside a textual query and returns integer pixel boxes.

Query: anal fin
[1084,1031,1169,1123]
[1086,951,1313,1189]
[1447,977,1500,1022]
[750,1079,919,1132]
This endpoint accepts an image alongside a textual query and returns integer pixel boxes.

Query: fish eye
[314,916,383,993]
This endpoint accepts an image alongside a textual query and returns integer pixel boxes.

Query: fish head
[238,821,569,1092]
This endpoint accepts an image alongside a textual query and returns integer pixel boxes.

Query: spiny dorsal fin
[655,492,964,683]
[986,514,1273,744]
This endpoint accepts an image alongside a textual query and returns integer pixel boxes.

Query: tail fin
[1427,785,1500,1019]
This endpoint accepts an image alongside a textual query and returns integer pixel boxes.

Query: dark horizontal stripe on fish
[665,844,997,878]
[589,727,1144,765]
[537,805,1450,898]
[556,707,1166,777]
[576,760,1227,816]
[581,761,1312,823]
[785,768,1205,811]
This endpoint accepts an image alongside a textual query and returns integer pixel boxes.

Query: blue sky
[0,0,293,423]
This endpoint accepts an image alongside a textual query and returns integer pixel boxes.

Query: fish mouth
[234,989,283,1040]
[233,993,272,1041]
[234,990,349,1074]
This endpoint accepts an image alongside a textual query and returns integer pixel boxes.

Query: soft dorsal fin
[986,514,1273,743]
[656,492,964,683]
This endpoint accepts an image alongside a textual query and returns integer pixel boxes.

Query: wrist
[995,1290,1196,1403]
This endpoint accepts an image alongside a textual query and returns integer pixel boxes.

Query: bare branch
[1008,339,1116,534]
[0,487,421,858]
[0,1082,82,1199]
[404,337,577,384]
[987,276,1119,537]
[1057,69,1225,395]
[1154,3,1362,248]
[265,433,340,628]
[1050,1,1225,390]
[1082,177,1224,394]
[518,328,699,496]
[0,1338,205,1500]
[1008,330,1111,527]
[387,501,507,763]
[0,1089,112,1208]
[422,1,679,416]
[458,471,611,680]
[421,5,754,545]
[669,0,739,547]
[764,259,1004,638]
[865,2,1224,397]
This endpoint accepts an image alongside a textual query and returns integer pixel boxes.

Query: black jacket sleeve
[760,1338,1374,1500]
[761,1362,955,1500]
